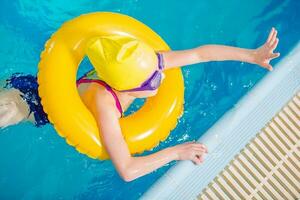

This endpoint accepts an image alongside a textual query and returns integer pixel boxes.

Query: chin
[130,89,158,98]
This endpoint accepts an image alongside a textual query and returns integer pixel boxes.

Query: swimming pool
[0,0,299,199]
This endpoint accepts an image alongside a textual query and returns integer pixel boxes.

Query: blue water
[0,0,299,199]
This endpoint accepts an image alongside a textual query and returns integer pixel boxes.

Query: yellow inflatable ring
[38,12,184,159]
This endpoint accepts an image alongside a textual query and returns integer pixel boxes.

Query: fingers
[257,27,280,71]
[185,142,208,165]
[192,155,204,165]
[192,144,207,165]
[178,141,208,165]
[270,38,279,51]
[267,27,275,43]
[191,143,208,153]
[262,63,273,71]
[266,27,279,50]
[191,150,206,165]
[269,29,277,46]
[184,141,208,153]
[270,52,280,59]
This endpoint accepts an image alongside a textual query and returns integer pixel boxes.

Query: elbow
[121,173,135,182]
[194,46,208,62]
[119,169,136,182]
[118,160,138,182]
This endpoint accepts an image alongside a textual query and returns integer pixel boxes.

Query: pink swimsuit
[76,76,123,117]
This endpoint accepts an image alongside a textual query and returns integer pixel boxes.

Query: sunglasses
[119,53,165,92]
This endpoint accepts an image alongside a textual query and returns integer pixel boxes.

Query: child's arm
[92,88,207,182]
[162,27,280,71]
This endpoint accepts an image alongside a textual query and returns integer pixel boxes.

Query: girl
[0,28,279,182]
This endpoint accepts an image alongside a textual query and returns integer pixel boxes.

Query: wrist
[246,49,257,64]
[167,146,179,161]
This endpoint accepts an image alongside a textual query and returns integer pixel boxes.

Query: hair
[4,73,49,127]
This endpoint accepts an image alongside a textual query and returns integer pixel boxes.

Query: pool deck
[198,91,300,200]
[141,42,300,200]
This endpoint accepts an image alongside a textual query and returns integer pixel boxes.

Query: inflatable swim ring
[38,12,184,159]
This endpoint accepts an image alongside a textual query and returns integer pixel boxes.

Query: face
[126,71,165,98]
[119,52,165,94]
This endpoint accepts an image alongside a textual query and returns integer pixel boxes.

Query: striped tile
[198,91,300,200]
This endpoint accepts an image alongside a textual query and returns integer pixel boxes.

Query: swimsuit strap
[157,52,165,70]
[76,78,123,117]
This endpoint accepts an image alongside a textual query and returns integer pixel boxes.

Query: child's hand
[253,27,280,71]
[172,141,208,165]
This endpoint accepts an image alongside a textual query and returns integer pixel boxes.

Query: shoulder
[88,83,122,119]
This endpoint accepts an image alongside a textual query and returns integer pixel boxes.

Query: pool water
[0,0,299,199]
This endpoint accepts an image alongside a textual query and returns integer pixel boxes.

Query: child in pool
[0,28,279,182]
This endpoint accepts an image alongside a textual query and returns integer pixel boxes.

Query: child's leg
[0,89,31,128]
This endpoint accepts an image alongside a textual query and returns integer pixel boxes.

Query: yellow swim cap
[85,35,158,91]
